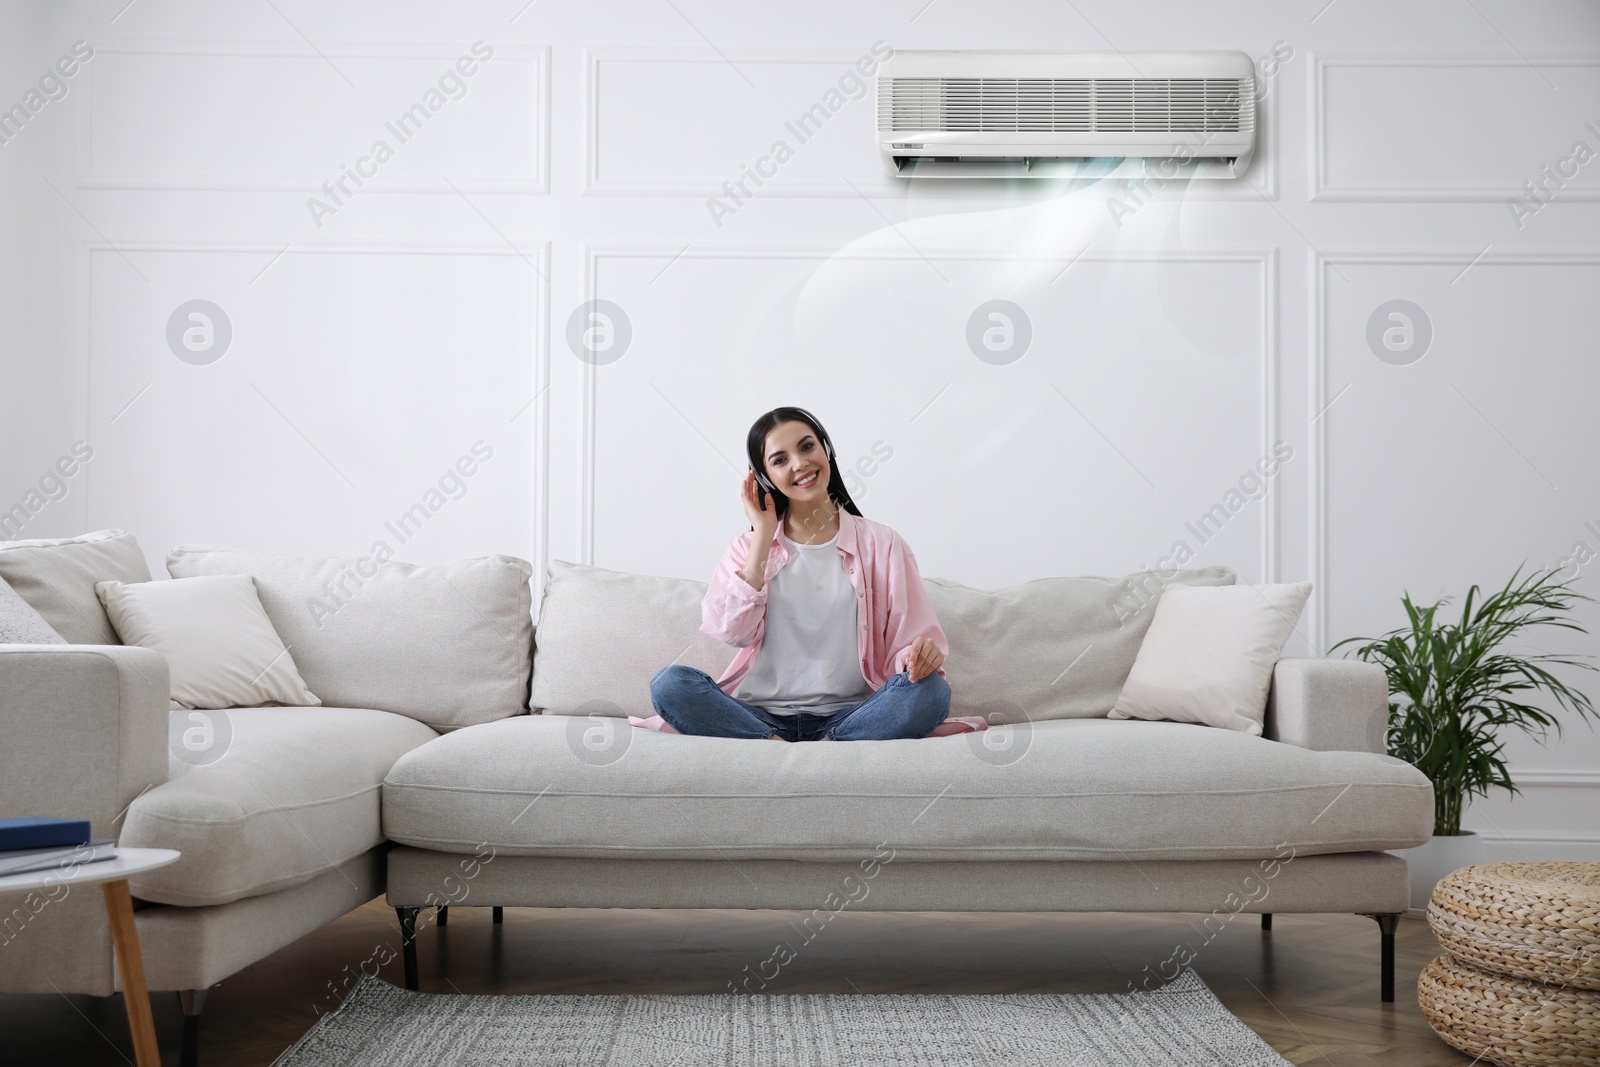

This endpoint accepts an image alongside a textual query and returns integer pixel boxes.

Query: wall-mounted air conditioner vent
[876,51,1257,179]
[879,78,1253,135]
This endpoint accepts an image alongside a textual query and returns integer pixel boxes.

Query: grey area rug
[273,968,1291,1067]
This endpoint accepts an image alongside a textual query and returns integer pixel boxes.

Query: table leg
[102,879,162,1067]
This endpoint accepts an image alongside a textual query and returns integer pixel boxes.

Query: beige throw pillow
[1109,582,1313,735]
[95,575,320,710]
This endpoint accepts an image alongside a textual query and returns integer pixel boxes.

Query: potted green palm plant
[1334,566,1598,913]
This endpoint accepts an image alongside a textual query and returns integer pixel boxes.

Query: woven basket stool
[1419,862,1600,1067]
[1428,862,1600,990]
[1417,955,1598,1067]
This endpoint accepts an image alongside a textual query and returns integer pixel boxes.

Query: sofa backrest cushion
[531,558,1235,722]
[927,566,1236,722]
[531,559,737,717]
[167,545,533,730]
[0,529,151,644]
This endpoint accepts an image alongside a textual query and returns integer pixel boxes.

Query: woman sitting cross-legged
[650,405,951,742]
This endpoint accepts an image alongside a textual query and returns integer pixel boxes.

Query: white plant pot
[1392,830,1487,918]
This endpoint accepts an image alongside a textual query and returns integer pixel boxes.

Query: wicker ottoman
[1419,862,1600,1067]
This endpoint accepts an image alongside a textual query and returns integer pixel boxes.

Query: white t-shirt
[731,529,872,716]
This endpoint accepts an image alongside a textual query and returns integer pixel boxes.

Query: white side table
[0,847,180,1067]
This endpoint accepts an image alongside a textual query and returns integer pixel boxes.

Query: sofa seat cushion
[124,707,437,906]
[381,715,1434,863]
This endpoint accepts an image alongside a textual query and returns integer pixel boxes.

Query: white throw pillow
[1108,582,1313,735]
[95,575,320,710]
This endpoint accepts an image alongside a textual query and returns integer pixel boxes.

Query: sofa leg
[437,905,447,927]
[397,906,420,991]
[493,906,503,925]
[1260,913,1271,931]
[177,988,207,1067]
[1362,912,1401,1002]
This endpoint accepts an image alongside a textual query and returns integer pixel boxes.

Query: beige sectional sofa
[0,532,1434,1067]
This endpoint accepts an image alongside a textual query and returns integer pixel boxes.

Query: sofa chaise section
[0,653,438,1043]
[121,707,437,906]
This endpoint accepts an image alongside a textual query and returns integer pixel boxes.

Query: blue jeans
[649,664,951,741]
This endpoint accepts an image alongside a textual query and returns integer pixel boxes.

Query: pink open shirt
[699,507,949,698]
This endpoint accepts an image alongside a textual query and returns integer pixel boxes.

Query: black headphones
[753,408,836,502]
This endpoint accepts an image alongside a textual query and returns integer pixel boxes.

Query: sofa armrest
[0,644,169,838]
[1264,657,1387,753]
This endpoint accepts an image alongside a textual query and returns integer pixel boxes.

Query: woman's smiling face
[763,420,829,501]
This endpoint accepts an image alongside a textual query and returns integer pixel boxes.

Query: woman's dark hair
[745,406,864,531]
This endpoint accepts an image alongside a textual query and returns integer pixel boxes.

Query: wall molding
[1308,249,1600,653]
[1310,51,1600,202]
[578,244,1278,581]
[584,47,872,198]
[583,47,1277,200]
[78,41,551,193]
[1475,829,1600,845]
[78,238,551,599]
[1504,768,1600,787]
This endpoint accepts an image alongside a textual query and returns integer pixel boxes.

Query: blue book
[0,818,92,852]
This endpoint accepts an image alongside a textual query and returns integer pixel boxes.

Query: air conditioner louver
[876,51,1258,179]
[878,77,1254,135]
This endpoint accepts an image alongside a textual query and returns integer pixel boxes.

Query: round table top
[0,847,180,896]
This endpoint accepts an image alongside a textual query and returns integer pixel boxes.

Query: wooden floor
[2,902,1477,1066]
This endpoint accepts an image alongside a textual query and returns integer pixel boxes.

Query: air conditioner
[876,50,1256,179]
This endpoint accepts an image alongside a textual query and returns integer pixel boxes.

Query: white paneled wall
[2,0,1597,856]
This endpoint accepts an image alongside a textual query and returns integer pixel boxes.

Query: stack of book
[0,818,117,878]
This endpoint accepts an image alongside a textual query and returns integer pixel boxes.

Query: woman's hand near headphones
[736,471,779,592]
[742,470,779,541]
